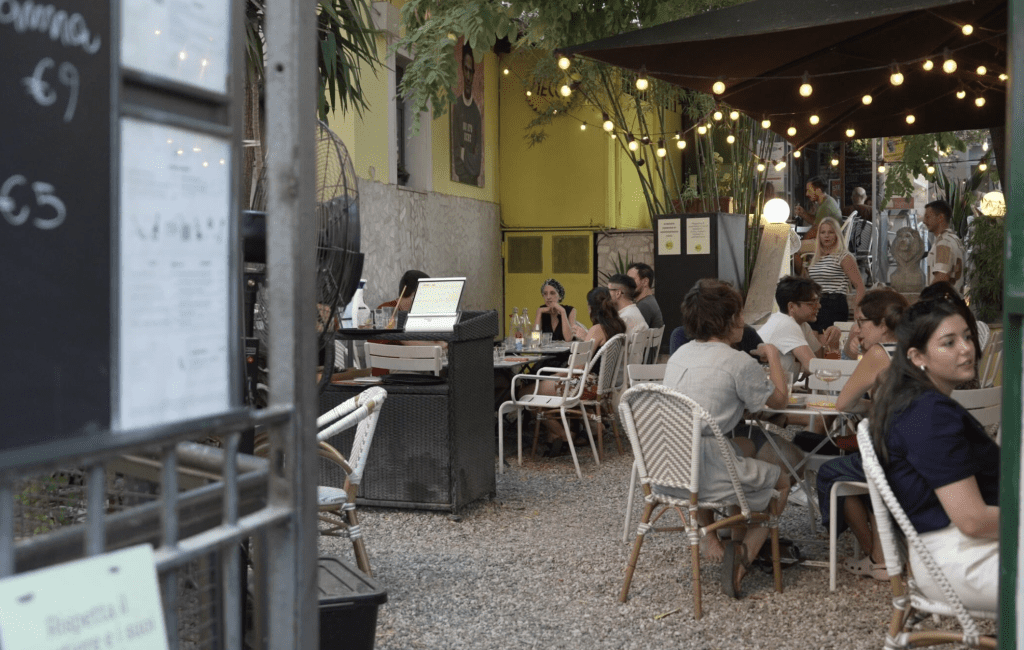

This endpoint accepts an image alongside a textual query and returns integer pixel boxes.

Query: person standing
[922,199,965,293]
[607,274,649,334]
[806,217,865,331]
[627,262,664,329]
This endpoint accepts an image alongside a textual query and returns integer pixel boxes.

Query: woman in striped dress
[807,217,865,332]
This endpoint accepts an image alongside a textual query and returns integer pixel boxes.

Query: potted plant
[966,211,1004,325]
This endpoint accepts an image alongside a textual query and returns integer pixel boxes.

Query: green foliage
[880,132,965,208]
[966,215,1004,323]
[598,251,633,284]
[931,152,993,239]
[245,0,381,120]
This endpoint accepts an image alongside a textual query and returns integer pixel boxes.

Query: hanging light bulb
[862,94,873,105]
[730,110,740,120]
[999,73,1008,81]
[726,134,736,144]
[580,122,587,131]
[956,89,967,99]
[526,90,532,97]
[906,114,916,124]
[558,55,571,70]
[712,79,726,95]
[627,134,638,151]
[799,72,813,97]
[656,139,667,157]
[641,135,651,145]
[962,24,974,35]
[757,162,766,172]
[761,117,772,129]
[697,125,707,135]
[943,49,957,73]
[975,96,986,107]
[809,114,820,125]
[602,113,614,131]
[831,157,839,167]
[676,138,686,150]
[922,59,934,71]
[793,150,802,158]
[878,163,887,174]
[503,68,510,75]
[713,110,723,121]
[979,162,988,172]
[610,132,617,139]
[787,125,797,136]
[843,127,855,138]
[890,63,904,86]
[635,67,649,91]
[560,84,572,97]
[976,65,987,75]
[926,165,935,174]
[774,160,787,171]
[983,140,989,151]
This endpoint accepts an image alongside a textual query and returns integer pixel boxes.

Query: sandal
[720,541,748,599]
[843,555,888,580]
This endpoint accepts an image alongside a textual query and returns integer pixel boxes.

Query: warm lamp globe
[763,198,790,224]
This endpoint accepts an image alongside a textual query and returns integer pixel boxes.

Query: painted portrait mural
[451,38,484,187]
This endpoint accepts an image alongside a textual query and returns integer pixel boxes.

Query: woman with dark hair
[533,278,577,342]
[815,287,909,580]
[919,281,988,353]
[869,299,998,610]
[663,279,796,598]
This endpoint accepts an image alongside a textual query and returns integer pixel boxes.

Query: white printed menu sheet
[658,218,681,255]
[121,0,230,94]
[0,544,169,650]
[686,217,711,255]
[118,117,231,430]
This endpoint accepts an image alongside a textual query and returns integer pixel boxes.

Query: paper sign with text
[0,544,169,650]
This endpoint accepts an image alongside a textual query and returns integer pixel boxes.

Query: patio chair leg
[622,461,638,543]
[771,518,783,593]
[595,403,604,463]
[610,406,625,456]
[579,406,600,467]
[531,412,542,460]
[561,409,584,479]
[690,534,703,620]
[498,402,508,473]
[619,502,654,602]
[348,510,372,577]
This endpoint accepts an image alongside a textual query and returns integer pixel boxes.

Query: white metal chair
[976,329,1002,389]
[256,386,387,575]
[618,384,783,619]
[952,386,1002,443]
[857,420,997,649]
[841,211,856,250]
[645,325,665,363]
[569,334,626,461]
[621,363,667,542]
[365,342,442,375]
[497,340,596,479]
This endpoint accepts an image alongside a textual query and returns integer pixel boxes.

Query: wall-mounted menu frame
[0,1,113,450]
[121,0,230,95]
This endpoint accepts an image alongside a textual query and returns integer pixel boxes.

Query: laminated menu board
[0,2,113,449]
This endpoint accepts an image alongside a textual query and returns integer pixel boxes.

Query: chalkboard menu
[0,2,112,449]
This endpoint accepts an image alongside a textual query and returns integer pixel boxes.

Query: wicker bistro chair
[497,340,596,479]
[621,364,667,543]
[618,384,783,618]
[645,326,665,364]
[257,386,387,576]
[856,420,997,649]
[565,333,626,462]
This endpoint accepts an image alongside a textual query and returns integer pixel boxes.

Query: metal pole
[264,0,318,647]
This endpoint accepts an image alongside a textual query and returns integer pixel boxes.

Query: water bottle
[512,308,524,353]
[342,279,371,328]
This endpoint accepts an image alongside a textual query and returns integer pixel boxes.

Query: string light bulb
[943,49,957,73]
[926,165,935,174]
[635,67,649,91]
[697,125,707,135]
[862,94,873,105]
[712,79,726,95]
[999,73,1008,81]
[906,114,916,124]
[774,161,787,171]
[761,117,772,129]
[726,134,736,144]
[799,72,813,97]
[809,114,820,125]
[713,110,723,121]
[787,125,797,136]
[503,68,509,75]
[676,138,686,150]
[730,110,740,120]
[656,139,667,157]
[923,59,934,71]
[845,127,856,138]
[526,90,532,97]
[890,63,904,86]
[978,162,988,172]
[558,55,571,70]
[757,162,766,172]
[830,157,839,167]
[559,84,571,97]
[878,163,887,174]
[977,66,987,75]
[627,134,638,151]
[962,24,974,35]
[641,135,650,145]
[956,89,967,99]
[793,150,802,158]
[580,122,587,131]
[975,96,986,107]
[602,113,614,131]
[983,140,989,151]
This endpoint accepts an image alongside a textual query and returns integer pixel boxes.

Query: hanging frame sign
[118,118,231,430]
[0,1,112,450]
[121,0,230,94]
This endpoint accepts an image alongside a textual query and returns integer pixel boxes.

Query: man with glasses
[607,274,649,334]
[756,276,841,375]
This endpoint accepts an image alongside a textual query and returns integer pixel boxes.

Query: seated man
[756,276,840,376]
[607,273,649,334]
[627,262,664,329]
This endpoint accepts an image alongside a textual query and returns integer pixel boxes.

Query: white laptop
[404,277,466,332]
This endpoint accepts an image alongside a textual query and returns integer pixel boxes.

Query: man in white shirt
[607,274,649,334]
[757,276,841,375]
[922,199,966,293]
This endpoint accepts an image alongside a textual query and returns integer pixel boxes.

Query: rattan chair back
[592,333,625,397]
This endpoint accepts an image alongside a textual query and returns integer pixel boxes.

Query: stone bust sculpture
[889,226,925,293]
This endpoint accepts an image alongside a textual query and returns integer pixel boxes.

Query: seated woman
[531,287,625,452]
[663,279,796,599]
[377,269,429,312]
[533,278,577,342]
[869,299,998,611]
[815,287,908,580]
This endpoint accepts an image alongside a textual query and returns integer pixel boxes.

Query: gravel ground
[320,448,945,650]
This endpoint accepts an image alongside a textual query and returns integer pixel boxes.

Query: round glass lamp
[763,198,791,224]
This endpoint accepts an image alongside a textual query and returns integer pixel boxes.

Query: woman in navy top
[869,299,999,611]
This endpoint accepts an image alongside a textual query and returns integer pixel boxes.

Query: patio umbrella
[560,0,1006,150]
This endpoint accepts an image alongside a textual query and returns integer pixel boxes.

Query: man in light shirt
[607,274,649,334]
[922,199,965,293]
[757,276,840,375]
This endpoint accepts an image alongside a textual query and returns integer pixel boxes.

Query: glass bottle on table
[511,307,523,353]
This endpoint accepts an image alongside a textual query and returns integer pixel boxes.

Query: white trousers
[911,524,998,613]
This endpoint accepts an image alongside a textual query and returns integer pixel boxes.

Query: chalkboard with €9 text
[0,2,112,450]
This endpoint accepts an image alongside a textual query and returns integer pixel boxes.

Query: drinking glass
[814,368,842,395]
[541,332,553,347]
[494,345,505,364]
[373,308,388,329]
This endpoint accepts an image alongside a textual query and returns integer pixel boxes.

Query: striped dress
[808,250,853,294]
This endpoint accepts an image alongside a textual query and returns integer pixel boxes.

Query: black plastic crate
[318,557,388,650]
